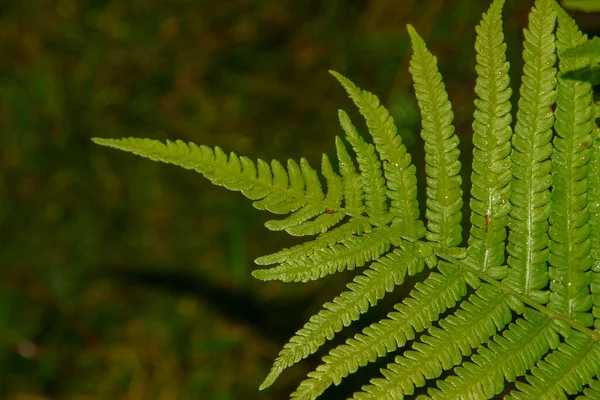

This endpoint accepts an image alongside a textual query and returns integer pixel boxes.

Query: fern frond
[548,5,595,326]
[427,309,561,399]
[255,136,370,265]
[255,219,371,265]
[291,263,466,400]
[466,0,512,280]
[259,245,428,390]
[265,155,343,234]
[407,25,463,251]
[505,0,557,303]
[252,225,394,282]
[571,26,600,335]
[330,71,425,239]
[353,284,519,399]
[93,1,600,398]
[91,137,338,232]
[508,331,600,399]
[592,109,600,330]
[337,110,391,225]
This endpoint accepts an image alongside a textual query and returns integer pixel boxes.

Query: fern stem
[437,250,600,342]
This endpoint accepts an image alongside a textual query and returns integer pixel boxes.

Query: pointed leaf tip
[259,367,282,391]
[406,24,424,46]
[406,23,417,36]
[329,70,348,84]
[92,137,112,146]
[328,70,347,82]
[251,269,266,280]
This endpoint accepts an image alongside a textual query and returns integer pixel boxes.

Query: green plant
[562,0,600,12]
[93,0,600,398]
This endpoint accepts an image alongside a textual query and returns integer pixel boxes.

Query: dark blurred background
[1,1,598,399]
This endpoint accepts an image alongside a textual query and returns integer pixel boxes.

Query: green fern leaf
[91,137,336,228]
[408,24,463,251]
[335,135,365,216]
[508,332,600,398]
[92,0,600,397]
[562,0,600,12]
[282,155,345,236]
[254,218,371,265]
[330,71,424,239]
[505,0,557,304]
[466,0,512,280]
[252,225,394,282]
[428,309,561,399]
[291,262,466,399]
[354,284,518,399]
[548,4,595,326]
[259,244,427,390]
[591,106,600,330]
[337,109,391,225]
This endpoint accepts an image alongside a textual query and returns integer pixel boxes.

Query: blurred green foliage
[0,0,597,399]
[563,0,600,12]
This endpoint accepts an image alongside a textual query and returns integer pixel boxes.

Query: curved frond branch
[330,71,425,239]
[428,309,560,400]
[252,226,395,282]
[407,24,463,251]
[548,5,595,327]
[508,332,600,399]
[353,284,517,399]
[91,138,340,234]
[291,263,466,400]
[505,0,557,303]
[466,0,512,280]
[255,218,371,266]
[259,246,427,391]
[338,110,391,226]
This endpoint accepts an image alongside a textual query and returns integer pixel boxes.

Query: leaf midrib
[437,248,600,342]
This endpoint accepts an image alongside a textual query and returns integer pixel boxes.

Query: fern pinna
[93,0,600,398]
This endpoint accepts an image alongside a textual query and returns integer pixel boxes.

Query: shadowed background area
[1,1,598,399]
